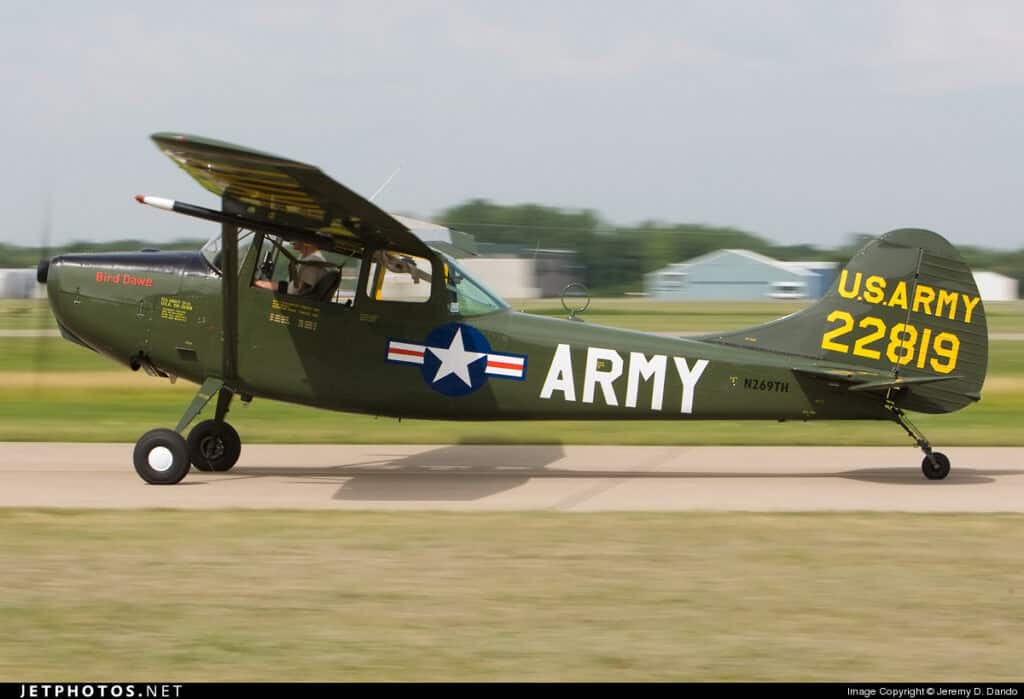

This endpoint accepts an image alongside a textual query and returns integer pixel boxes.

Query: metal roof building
[973,271,1019,301]
[645,249,835,300]
[0,269,45,299]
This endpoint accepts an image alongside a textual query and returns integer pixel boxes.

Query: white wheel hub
[148,446,175,472]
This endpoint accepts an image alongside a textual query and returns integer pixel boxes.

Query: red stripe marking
[389,348,424,358]
[487,360,522,370]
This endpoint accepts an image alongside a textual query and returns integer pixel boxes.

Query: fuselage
[43,245,892,424]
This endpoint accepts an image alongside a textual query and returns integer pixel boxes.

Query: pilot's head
[293,241,317,257]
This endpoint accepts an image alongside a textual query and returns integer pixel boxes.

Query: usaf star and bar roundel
[386,323,528,396]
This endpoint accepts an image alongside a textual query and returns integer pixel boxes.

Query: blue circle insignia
[419,323,493,397]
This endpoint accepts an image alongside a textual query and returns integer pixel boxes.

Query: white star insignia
[428,328,486,387]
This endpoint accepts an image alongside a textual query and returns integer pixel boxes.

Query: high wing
[150,132,474,258]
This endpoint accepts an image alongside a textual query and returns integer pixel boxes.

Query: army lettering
[540,344,709,414]
[836,270,980,324]
[825,270,978,373]
[626,352,667,410]
[95,271,153,288]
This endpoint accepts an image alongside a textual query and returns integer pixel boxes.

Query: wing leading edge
[150,132,473,257]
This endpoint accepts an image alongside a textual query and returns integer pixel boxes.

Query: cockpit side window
[364,250,433,303]
[249,235,362,306]
[200,230,254,273]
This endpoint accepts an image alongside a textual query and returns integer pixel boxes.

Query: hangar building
[644,249,838,300]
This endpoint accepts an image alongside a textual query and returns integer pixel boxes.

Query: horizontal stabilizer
[793,365,974,400]
[846,374,963,393]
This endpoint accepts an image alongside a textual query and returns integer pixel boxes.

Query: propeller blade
[32,190,53,392]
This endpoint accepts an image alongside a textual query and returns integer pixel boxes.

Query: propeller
[32,191,53,392]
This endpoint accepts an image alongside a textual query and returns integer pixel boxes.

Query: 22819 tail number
[819,310,960,373]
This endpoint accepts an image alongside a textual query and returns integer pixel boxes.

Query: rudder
[706,229,988,413]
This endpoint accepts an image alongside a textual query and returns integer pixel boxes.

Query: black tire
[187,420,242,472]
[133,429,190,485]
[922,452,951,481]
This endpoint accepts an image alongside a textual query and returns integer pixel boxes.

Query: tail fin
[706,229,988,413]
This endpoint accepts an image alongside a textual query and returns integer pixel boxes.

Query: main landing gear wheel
[133,429,190,485]
[187,420,242,472]
[922,452,951,481]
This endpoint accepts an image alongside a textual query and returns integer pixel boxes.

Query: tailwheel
[133,429,190,485]
[187,420,242,472]
[887,400,951,482]
[922,452,951,481]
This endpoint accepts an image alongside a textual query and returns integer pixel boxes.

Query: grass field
[1,299,1020,444]
[516,298,1024,334]
[3,301,1020,683]
[7,335,1024,376]
[0,299,53,330]
[0,337,1019,444]
[6,298,1024,332]
[1,380,1019,445]
[1,510,1021,681]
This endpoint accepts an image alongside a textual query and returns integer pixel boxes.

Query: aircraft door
[341,247,453,413]
[238,234,363,404]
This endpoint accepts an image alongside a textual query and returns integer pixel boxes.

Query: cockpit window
[200,231,254,273]
[364,250,433,303]
[443,254,509,317]
[251,235,360,305]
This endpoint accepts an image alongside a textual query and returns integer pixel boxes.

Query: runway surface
[2,443,1022,511]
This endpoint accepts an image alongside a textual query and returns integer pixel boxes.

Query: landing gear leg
[887,401,950,481]
[187,388,241,472]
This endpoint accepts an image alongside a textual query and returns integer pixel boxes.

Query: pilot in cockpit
[254,241,332,297]
[286,241,329,296]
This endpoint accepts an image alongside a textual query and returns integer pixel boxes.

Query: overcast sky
[3,0,1023,250]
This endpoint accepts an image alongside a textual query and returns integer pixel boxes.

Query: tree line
[438,200,1024,294]
[3,200,1021,294]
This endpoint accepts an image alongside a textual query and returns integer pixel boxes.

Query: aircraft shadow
[835,468,1024,486]
[220,444,1024,500]
[226,444,566,501]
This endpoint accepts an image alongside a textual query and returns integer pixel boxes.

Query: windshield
[442,254,509,316]
[200,231,254,272]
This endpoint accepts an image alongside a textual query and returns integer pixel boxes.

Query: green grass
[988,340,1024,375]
[984,300,1024,334]
[1,300,1019,445]
[0,337,1019,444]
[3,336,1022,377]
[514,299,812,331]
[0,337,117,372]
[515,298,1024,334]
[0,299,54,330]
[7,298,1023,333]
[1,510,1021,681]
[0,382,1015,444]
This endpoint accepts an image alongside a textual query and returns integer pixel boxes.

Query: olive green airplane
[36,133,988,485]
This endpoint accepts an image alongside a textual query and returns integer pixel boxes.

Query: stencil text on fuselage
[539,344,709,413]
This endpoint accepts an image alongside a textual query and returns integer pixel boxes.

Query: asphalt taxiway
[1,443,1022,511]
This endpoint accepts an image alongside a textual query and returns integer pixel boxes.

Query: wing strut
[221,216,239,384]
